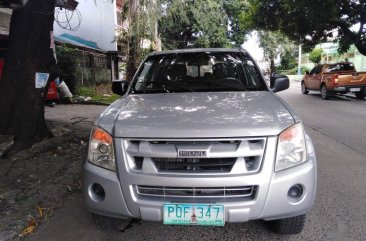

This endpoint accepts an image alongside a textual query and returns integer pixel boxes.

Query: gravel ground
[0,105,106,241]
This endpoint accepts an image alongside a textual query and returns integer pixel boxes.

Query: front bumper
[83,136,317,222]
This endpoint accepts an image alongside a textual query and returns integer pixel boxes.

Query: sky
[243,24,362,63]
[242,31,264,62]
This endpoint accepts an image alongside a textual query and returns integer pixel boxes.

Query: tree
[257,31,296,73]
[309,48,323,64]
[279,51,297,71]
[116,0,159,81]
[159,0,248,50]
[242,0,366,55]
[222,0,249,47]
[0,0,58,157]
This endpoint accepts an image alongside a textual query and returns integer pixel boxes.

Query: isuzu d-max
[83,48,317,234]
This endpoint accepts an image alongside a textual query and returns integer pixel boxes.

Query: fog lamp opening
[288,184,304,199]
[91,183,105,202]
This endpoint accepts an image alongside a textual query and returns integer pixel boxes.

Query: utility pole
[297,44,302,75]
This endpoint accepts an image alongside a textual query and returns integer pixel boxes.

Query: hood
[99,92,295,138]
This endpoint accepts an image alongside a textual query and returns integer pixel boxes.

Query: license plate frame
[350,87,361,92]
[163,203,225,226]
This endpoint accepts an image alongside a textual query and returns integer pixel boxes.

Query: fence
[73,50,111,86]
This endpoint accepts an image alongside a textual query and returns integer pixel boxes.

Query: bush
[279,66,309,75]
[277,52,297,71]
[56,45,78,94]
[309,48,323,64]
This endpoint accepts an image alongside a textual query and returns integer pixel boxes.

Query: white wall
[54,0,117,51]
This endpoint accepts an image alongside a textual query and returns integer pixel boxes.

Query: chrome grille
[136,185,257,199]
[152,157,236,172]
[124,138,266,174]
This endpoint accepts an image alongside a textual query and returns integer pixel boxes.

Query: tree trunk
[126,0,139,82]
[0,0,57,157]
[339,23,366,56]
[270,58,275,74]
[354,40,366,56]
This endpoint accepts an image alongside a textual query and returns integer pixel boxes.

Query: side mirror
[270,74,289,93]
[305,71,310,75]
[112,80,129,96]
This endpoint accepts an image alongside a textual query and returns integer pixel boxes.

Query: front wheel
[267,214,306,234]
[320,84,329,100]
[301,81,309,94]
[355,90,365,99]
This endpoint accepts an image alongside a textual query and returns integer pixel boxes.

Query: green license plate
[163,203,225,226]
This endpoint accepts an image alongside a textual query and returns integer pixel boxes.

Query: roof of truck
[318,62,354,66]
[148,48,248,56]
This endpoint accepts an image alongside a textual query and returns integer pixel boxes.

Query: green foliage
[257,31,297,72]
[309,48,323,64]
[76,85,120,104]
[159,0,248,50]
[279,66,309,75]
[55,45,77,93]
[222,0,249,47]
[258,31,286,61]
[117,0,159,81]
[140,45,155,62]
[242,0,366,56]
[278,51,297,70]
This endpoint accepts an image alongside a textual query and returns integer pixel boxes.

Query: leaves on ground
[19,218,37,237]
[37,206,43,219]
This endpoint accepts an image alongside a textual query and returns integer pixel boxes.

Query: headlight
[275,122,307,171]
[88,127,116,171]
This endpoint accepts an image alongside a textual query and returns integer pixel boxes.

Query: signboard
[35,72,49,89]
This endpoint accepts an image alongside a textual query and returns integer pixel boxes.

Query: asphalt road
[26,85,366,241]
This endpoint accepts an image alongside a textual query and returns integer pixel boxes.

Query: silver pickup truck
[83,48,317,234]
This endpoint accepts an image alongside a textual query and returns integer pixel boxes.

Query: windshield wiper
[131,81,195,94]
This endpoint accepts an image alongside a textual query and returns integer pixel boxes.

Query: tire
[93,214,130,231]
[301,81,309,94]
[320,84,329,100]
[267,214,306,235]
[355,90,365,100]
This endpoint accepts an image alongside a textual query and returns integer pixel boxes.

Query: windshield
[130,52,267,94]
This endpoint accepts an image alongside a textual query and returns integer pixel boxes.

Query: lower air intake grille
[137,185,257,199]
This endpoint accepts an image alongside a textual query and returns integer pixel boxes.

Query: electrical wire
[55,6,82,31]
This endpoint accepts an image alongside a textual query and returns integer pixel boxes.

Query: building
[1,1,126,86]
[301,42,366,71]
[53,0,126,83]
[53,0,123,52]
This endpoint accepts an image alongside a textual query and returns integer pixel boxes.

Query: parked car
[83,48,317,234]
[301,62,366,100]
